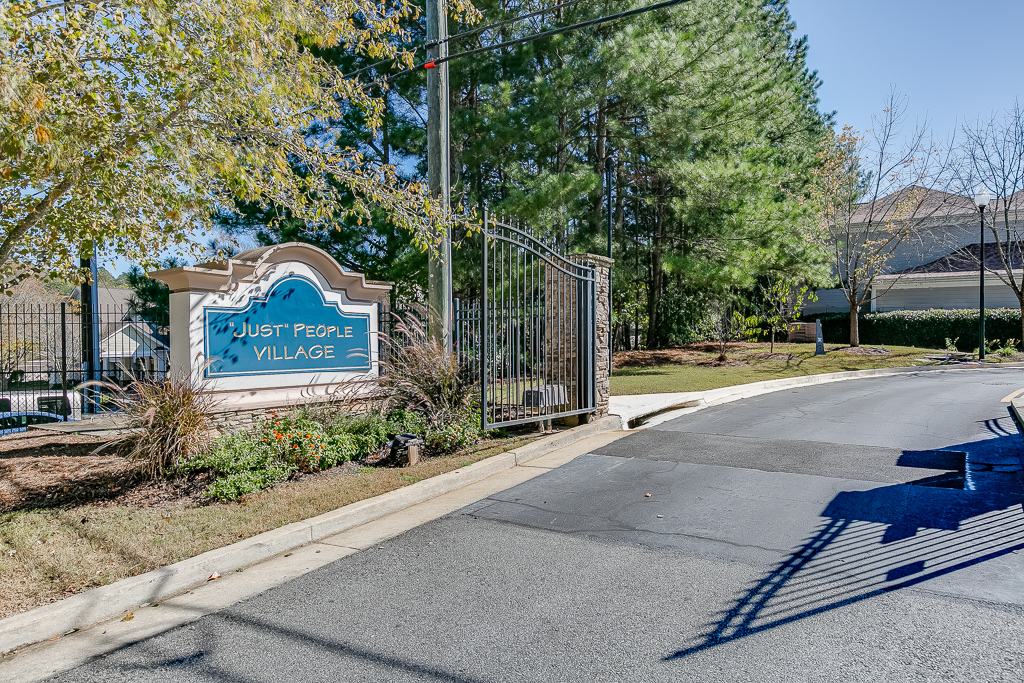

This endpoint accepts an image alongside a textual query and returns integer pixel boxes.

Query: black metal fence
[480,214,597,429]
[379,299,481,383]
[0,301,169,420]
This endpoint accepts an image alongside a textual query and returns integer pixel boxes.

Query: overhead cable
[387,0,696,81]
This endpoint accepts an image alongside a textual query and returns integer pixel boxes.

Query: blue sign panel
[204,275,372,377]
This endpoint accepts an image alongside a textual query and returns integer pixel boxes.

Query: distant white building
[804,189,1024,314]
[98,320,169,381]
[67,286,169,383]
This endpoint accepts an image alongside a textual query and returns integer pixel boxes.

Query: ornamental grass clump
[89,373,215,479]
[378,313,478,427]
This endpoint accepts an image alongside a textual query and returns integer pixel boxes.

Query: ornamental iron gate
[480,211,597,429]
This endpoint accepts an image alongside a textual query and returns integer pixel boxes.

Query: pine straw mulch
[746,352,799,361]
[612,342,806,369]
[0,431,145,513]
[613,343,900,368]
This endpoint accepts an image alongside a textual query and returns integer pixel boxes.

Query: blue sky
[787,0,1024,140]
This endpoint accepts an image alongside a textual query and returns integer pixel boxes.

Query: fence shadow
[666,433,1024,661]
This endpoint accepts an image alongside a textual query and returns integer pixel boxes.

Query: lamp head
[974,187,991,208]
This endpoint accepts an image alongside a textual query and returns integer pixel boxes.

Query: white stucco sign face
[150,244,391,409]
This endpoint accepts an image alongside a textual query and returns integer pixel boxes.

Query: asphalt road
[50,369,1024,682]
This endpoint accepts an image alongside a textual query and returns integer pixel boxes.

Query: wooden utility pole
[426,0,452,345]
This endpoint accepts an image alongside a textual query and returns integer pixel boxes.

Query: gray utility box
[522,384,568,408]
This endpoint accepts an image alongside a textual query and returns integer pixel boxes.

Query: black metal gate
[480,211,597,429]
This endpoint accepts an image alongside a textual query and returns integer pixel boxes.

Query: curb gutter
[617,362,1024,428]
[1010,397,1024,432]
[0,415,622,655]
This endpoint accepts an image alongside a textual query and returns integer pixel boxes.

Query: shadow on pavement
[667,431,1024,661]
[62,609,490,683]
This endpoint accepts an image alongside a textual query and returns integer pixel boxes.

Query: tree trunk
[849,303,860,347]
[646,189,667,348]
[592,99,607,232]
[382,91,390,168]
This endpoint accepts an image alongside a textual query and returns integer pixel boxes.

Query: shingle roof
[70,286,134,310]
[851,187,1024,225]
[894,242,1024,274]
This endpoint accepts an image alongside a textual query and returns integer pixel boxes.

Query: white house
[97,321,169,382]
[804,188,1024,314]
[64,286,170,384]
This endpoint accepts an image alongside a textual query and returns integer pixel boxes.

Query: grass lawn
[0,435,534,620]
[610,342,977,396]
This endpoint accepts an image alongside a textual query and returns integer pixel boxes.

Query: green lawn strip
[610,343,972,396]
[0,435,533,620]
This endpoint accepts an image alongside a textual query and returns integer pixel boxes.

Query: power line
[344,0,615,81]
[386,0,696,82]
[432,0,615,48]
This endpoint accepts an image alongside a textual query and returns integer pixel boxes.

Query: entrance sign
[151,243,391,410]
[204,276,371,377]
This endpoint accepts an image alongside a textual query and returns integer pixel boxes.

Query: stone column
[569,254,613,418]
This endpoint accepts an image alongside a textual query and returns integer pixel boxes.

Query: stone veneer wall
[568,254,612,418]
[207,406,283,434]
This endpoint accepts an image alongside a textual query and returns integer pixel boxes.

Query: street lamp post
[975,187,991,360]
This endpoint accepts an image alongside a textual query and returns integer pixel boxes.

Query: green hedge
[802,309,1024,351]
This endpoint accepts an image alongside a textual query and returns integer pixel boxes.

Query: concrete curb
[0,415,622,655]
[614,362,1024,428]
[1010,397,1024,433]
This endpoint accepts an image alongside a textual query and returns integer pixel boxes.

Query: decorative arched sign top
[149,242,391,303]
[154,244,388,404]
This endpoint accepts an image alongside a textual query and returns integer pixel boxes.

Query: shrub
[808,309,1023,351]
[179,431,295,500]
[254,414,357,472]
[425,418,482,454]
[94,373,215,479]
[180,409,436,501]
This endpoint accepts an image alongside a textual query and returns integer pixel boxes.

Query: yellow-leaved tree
[0,0,478,289]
